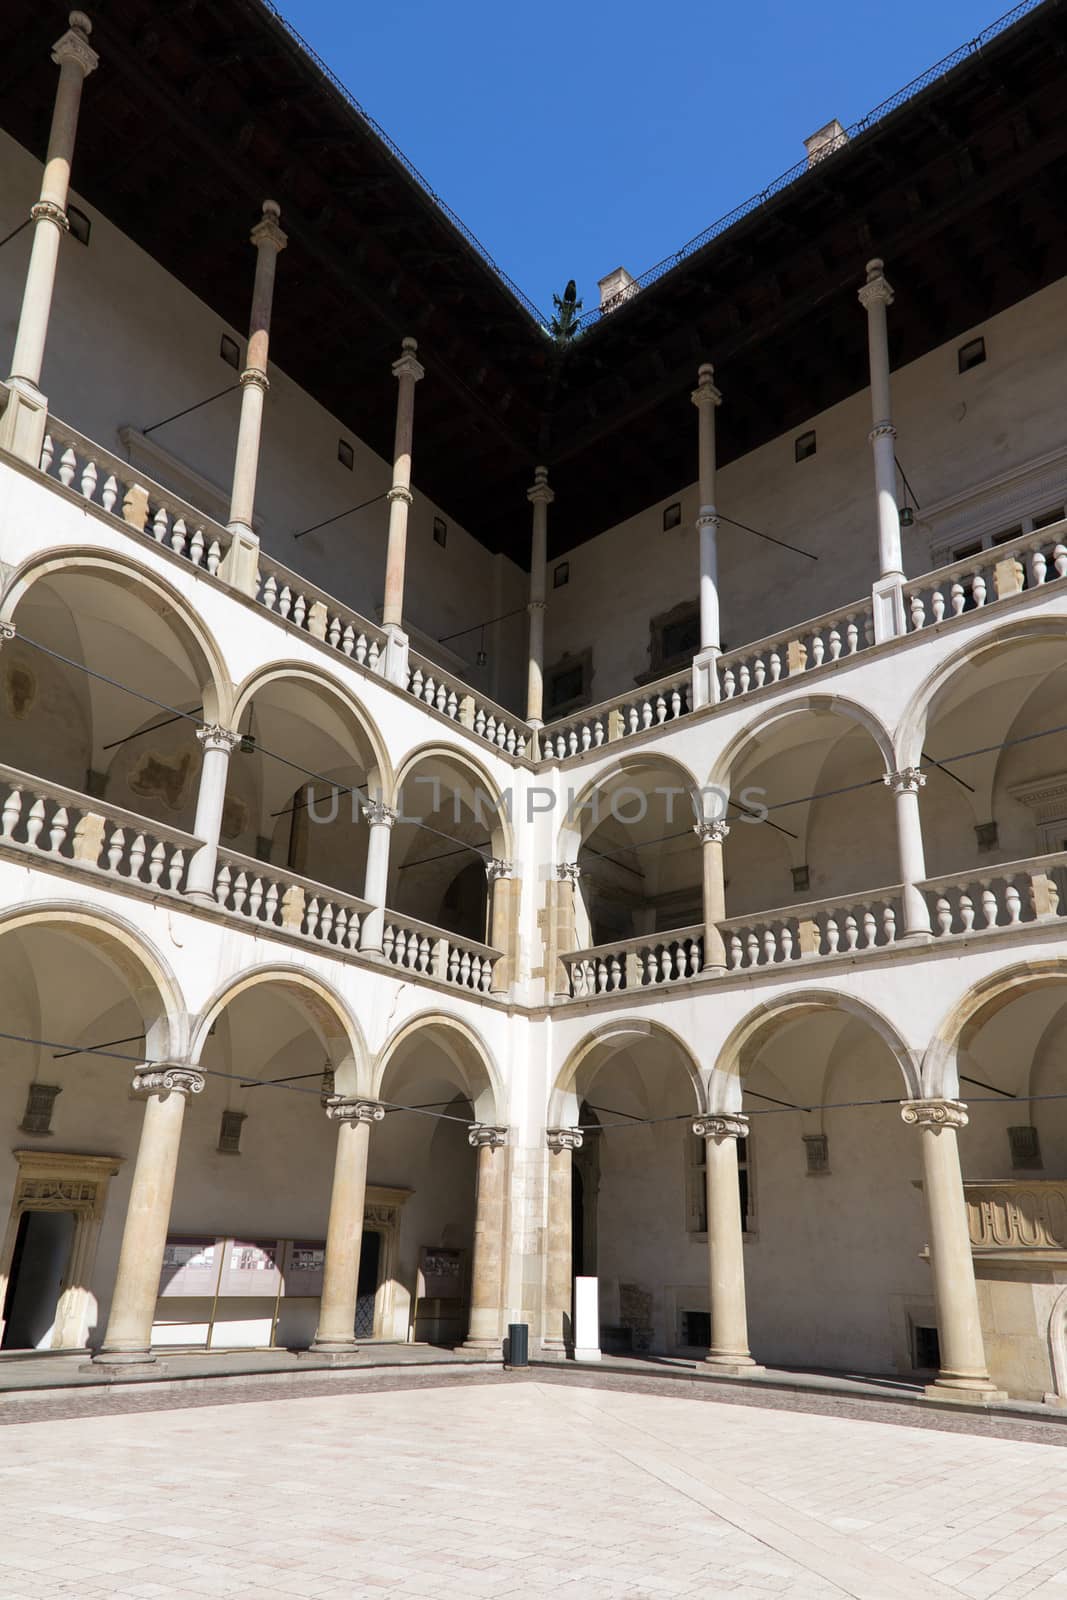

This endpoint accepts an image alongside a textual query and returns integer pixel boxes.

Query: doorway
[354,1229,382,1338]
[1,1210,76,1349]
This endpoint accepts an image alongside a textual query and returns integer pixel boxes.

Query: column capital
[901,1098,968,1131]
[324,1097,385,1125]
[694,819,730,845]
[527,464,554,506]
[386,485,413,505]
[690,363,722,408]
[53,14,99,76]
[883,766,926,795]
[469,1123,508,1150]
[557,861,582,884]
[239,367,270,393]
[547,1127,583,1153]
[133,1065,205,1098]
[867,421,897,443]
[392,335,425,383]
[858,259,894,310]
[485,858,512,882]
[0,622,15,647]
[361,799,398,828]
[693,1113,749,1141]
[196,724,240,755]
[250,199,287,254]
[30,200,70,232]
[695,509,720,532]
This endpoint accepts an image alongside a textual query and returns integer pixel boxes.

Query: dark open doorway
[2,1210,76,1350]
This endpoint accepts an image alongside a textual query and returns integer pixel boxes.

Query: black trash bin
[506,1321,529,1368]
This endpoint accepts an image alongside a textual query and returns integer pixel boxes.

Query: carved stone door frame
[363,1185,411,1340]
[0,1150,123,1351]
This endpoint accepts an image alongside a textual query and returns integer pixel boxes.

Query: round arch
[557,751,703,865]
[189,964,368,1098]
[372,1011,504,1124]
[706,692,896,794]
[549,1018,705,1127]
[1,547,232,724]
[922,959,1067,1099]
[393,743,514,861]
[709,989,920,1112]
[231,661,392,797]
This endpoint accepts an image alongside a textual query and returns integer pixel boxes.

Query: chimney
[804,119,847,167]
[597,266,637,314]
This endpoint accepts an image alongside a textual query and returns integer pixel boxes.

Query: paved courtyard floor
[3,1379,1067,1599]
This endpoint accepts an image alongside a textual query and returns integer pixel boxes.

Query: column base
[83,1348,158,1372]
[872,573,906,641]
[300,1341,360,1362]
[925,1377,1008,1405]
[574,1346,602,1362]
[460,1338,503,1358]
[0,377,48,467]
[378,623,410,688]
[219,524,261,596]
[691,647,722,709]
[703,1354,765,1377]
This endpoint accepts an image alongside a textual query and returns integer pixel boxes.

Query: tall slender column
[485,858,514,995]
[691,364,724,709]
[463,1124,509,1352]
[93,1065,204,1364]
[901,1099,1003,1400]
[693,1114,762,1373]
[358,800,397,954]
[543,1127,582,1355]
[185,725,240,903]
[694,819,729,970]
[884,767,932,937]
[0,12,98,464]
[859,259,906,640]
[309,1098,384,1353]
[382,337,425,630]
[552,862,582,998]
[526,466,554,739]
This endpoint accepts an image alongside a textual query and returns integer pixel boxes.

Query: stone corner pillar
[693,1113,764,1376]
[901,1098,1006,1403]
[694,818,729,971]
[691,363,723,709]
[858,258,906,636]
[485,858,515,995]
[462,1123,509,1354]
[550,861,582,999]
[525,465,554,729]
[308,1098,384,1356]
[185,724,241,903]
[381,336,425,634]
[358,800,398,954]
[0,11,98,466]
[883,767,932,939]
[92,1064,205,1366]
[542,1126,582,1357]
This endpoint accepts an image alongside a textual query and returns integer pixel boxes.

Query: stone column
[858,259,906,640]
[694,819,729,971]
[551,861,582,998]
[220,200,287,595]
[485,858,514,995]
[358,800,397,954]
[310,1098,385,1354]
[185,725,240,904]
[543,1127,582,1356]
[691,364,724,708]
[381,338,425,687]
[94,1065,205,1364]
[463,1124,509,1353]
[693,1114,762,1373]
[0,12,98,465]
[901,1099,1003,1400]
[884,767,932,937]
[525,466,554,740]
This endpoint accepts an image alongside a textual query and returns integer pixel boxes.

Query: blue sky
[279,0,1015,318]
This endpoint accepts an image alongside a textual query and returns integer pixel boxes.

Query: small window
[958,337,986,374]
[548,662,585,709]
[791,864,810,893]
[803,1132,829,1175]
[951,538,983,562]
[432,516,448,548]
[680,1310,710,1348]
[19,1082,61,1136]
[218,1109,246,1155]
[913,1323,941,1370]
[553,561,570,589]
[1033,507,1066,531]
[337,439,354,471]
[220,333,241,370]
[648,602,700,677]
[974,820,999,853]
[990,525,1023,546]
[794,430,816,462]
[1008,1125,1042,1170]
[661,612,700,665]
[662,502,682,531]
[67,205,91,246]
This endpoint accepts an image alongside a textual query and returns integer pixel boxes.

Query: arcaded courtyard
[3,1377,1067,1599]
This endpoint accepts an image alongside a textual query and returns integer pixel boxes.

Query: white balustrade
[254,556,386,671]
[0,763,196,892]
[406,653,530,758]
[905,521,1067,633]
[39,422,228,576]
[717,601,875,702]
[381,913,500,993]
[921,854,1067,935]
[540,671,692,761]
[212,848,369,950]
[722,889,903,968]
[563,927,704,997]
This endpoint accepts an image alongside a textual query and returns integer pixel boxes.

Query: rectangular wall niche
[803,1132,830,1175]
[19,1083,61,1137]
[218,1110,247,1154]
[1008,1124,1042,1170]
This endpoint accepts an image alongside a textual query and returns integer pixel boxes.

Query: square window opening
[553,561,570,589]
[663,502,682,531]
[67,205,91,246]
[958,337,986,374]
[432,516,448,548]
[337,439,354,470]
[219,334,241,370]
[795,430,816,462]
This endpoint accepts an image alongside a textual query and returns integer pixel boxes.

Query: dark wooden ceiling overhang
[1,0,1065,564]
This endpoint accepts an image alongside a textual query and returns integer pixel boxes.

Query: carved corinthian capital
[133,1066,206,1098]
[485,858,513,882]
[557,861,582,884]
[858,258,894,310]
[547,1127,584,1153]
[690,362,722,409]
[53,15,99,77]
[694,819,730,845]
[693,1114,749,1141]
[196,724,240,755]
[900,1098,968,1131]
[883,767,926,795]
[361,799,398,828]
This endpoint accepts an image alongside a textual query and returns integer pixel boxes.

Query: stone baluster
[359,800,397,954]
[694,818,729,971]
[883,767,932,937]
[380,337,425,687]
[485,857,515,996]
[463,1124,509,1353]
[308,1098,385,1354]
[692,1114,763,1373]
[525,467,554,747]
[93,1065,205,1364]
[691,363,724,708]
[542,1128,583,1355]
[859,260,906,641]
[0,13,98,464]
[900,1099,1004,1401]
[220,200,287,595]
[184,726,241,904]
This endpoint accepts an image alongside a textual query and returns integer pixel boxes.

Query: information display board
[217,1238,283,1299]
[158,1237,219,1299]
[282,1240,327,1297]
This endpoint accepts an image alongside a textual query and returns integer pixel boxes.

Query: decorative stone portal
[0,1150,122,1351]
